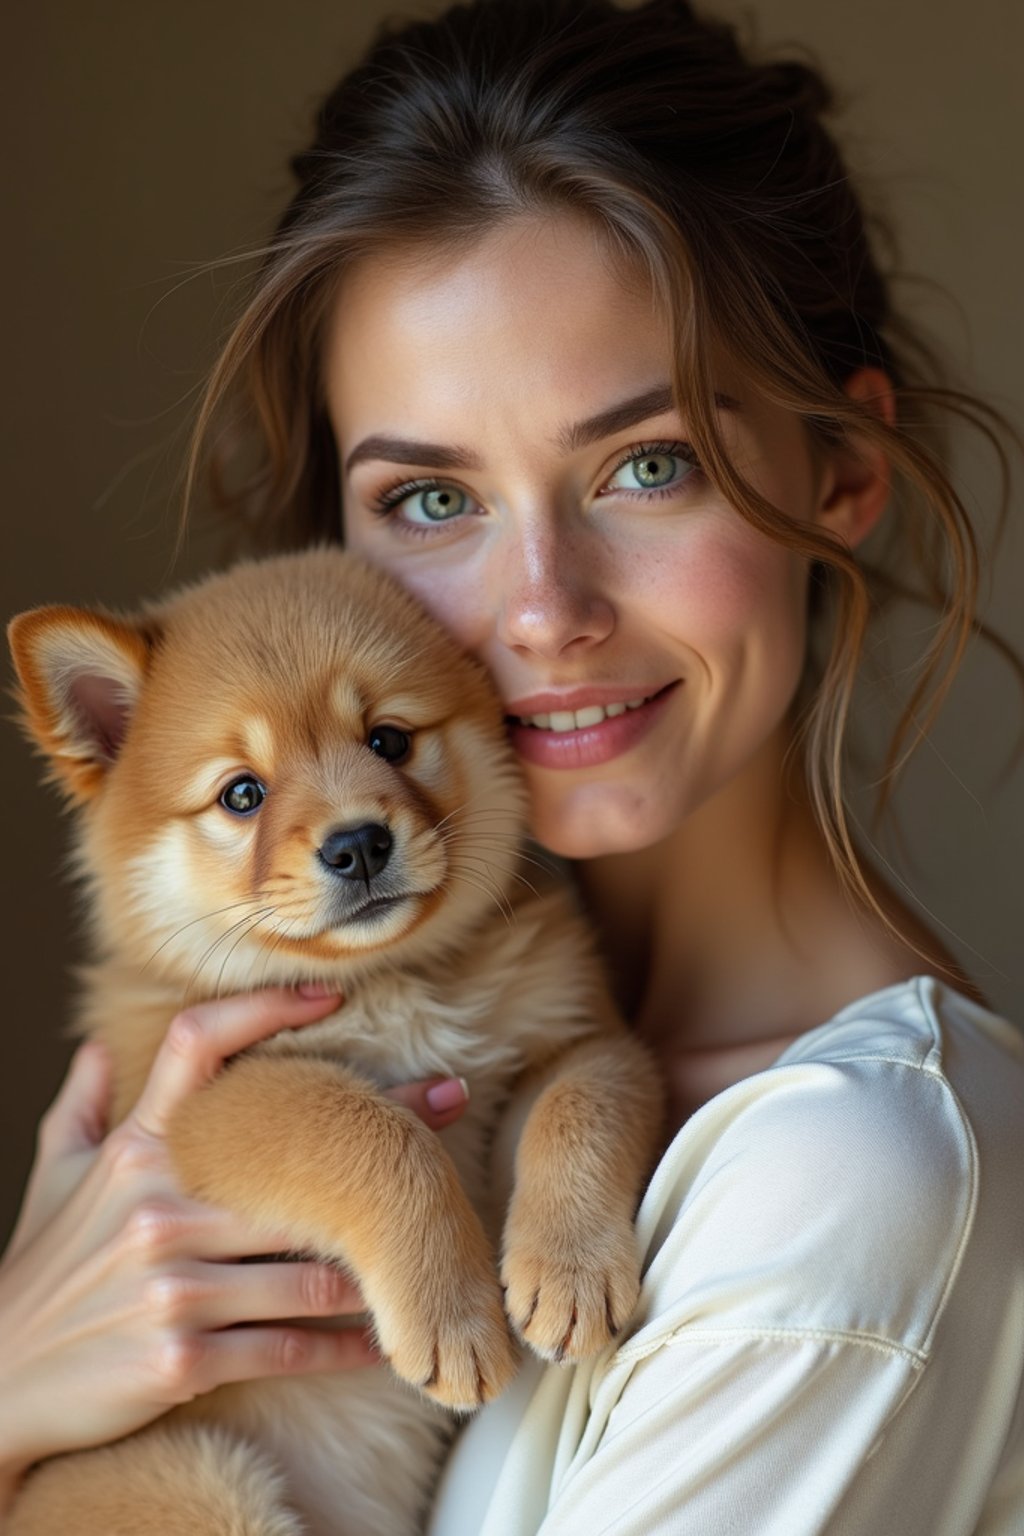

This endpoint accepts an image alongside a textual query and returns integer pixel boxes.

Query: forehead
[140,558,480,733]
[133,623,473,792]
[319,213,766,481]
[322,214,676,440]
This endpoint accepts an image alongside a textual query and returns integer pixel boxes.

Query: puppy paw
[374,1273,519,1411]
[501,1217,641,1363]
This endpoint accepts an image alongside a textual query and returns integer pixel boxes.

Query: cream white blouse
[430,977,1024,1534]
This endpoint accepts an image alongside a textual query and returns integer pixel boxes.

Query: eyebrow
[342,385,740,476]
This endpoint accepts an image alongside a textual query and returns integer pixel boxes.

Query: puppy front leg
[501,1031,662,1362]
[165,1055,517,1408]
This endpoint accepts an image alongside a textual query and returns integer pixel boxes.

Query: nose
[319,822,392,882]
[496,519,614,658]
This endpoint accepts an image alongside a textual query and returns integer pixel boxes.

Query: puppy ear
[7,606,156,803]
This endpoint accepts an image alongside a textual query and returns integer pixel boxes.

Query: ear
[813,366,896,551]
[7,605,155,803]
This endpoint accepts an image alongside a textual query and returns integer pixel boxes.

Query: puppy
[7,549,661,1536]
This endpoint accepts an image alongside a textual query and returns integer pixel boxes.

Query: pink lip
[504,683,669,716]
[506,682,680,771]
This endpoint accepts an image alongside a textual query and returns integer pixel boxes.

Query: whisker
[432,800,509,837]
[450,849,540,908]
[447,861,515,926]
[438,833,553,895]
[215,908,279,999]
[434,801,524,834]
[184,905,276,998]
[441,832,558,879]
[456,857,535,905]
[503,844,559,877]
[253,927,286,991]
[251,896,309,920]
[446,871,514,929]
[502,868,542,900]
[253,914,301,991]
[442,812,525,832]
[433,804,466,837]
[142,895,272,972]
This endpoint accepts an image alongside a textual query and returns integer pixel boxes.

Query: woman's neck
[572,722,983,1125]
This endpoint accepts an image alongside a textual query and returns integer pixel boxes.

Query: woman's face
[323,214,832,859]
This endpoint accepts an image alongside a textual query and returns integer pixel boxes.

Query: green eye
[417,487,467,521]
[630,453,678,488]
[220,777,266,815]
[372,480,473,526]
[368,726,411,764]
[603,441,700,497]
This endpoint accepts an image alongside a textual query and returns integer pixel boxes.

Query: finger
[131,987,342,1138]
[38,1040,113,1156]
[184,1208,314,1263]
[137,1198,310,1264]
[198,1322,380,1393]
[197,1260,365,1328]
[385,1076,470,1130]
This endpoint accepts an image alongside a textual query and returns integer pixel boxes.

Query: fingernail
[296,983,340,999]
[425,1077,470,1113]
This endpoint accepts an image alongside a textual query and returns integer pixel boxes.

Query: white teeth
[518,694,656,731]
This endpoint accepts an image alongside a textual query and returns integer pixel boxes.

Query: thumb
[42,1039,114,1154]
[385,1075,470,1131]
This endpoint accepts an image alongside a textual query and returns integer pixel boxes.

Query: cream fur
[7,550,662,1535]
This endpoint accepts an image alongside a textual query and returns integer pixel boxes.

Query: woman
[3,0,1023,1529]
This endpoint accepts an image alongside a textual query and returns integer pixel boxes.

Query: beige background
[3,0,1022,1245]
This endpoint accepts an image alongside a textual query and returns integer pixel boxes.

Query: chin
[527,781,678,860]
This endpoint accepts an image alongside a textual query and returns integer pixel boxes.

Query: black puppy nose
[319,823,392,882]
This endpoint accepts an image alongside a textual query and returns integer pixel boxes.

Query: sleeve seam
[756,1042,979,1354]
[907,976,982,1352]
[615,1323,928,1369]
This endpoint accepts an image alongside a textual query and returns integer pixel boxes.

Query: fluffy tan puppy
[7,549,661,1536]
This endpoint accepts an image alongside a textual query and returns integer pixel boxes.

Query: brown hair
[186,0,1023,974]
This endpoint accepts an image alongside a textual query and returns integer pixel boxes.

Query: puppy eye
[220,776,266,815]
[368,725,411,764]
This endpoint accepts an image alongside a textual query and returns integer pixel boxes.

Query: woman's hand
[0,987,470,1509]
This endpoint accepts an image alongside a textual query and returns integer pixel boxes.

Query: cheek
[111,823,232,961]
[634,520,807,661]
[344,527,488,654]
[395,566,484,650]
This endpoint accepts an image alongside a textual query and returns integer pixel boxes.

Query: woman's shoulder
[775,972,1024,1075]
[619,976,1024,1364]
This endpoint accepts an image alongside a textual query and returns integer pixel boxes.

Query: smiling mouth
[506,683,673,732]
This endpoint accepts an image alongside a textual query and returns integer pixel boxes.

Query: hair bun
[766,58,835,116]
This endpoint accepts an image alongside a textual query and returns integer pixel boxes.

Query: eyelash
[367,439,703,532]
